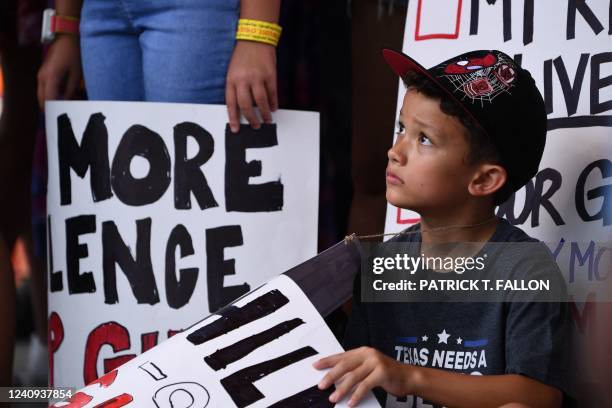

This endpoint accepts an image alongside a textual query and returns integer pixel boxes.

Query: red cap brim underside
[381,48,486,133]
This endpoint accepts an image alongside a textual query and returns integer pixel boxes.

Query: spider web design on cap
[441,53,517,107]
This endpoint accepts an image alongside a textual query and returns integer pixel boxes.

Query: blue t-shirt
[344,217,573,407]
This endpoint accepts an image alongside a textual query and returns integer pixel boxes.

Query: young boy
[314,49,572,407]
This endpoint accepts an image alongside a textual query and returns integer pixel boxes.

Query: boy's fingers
[313,352,343,369]
[348,374,377,407]
[226,84,240,133]
[318,356,360,389]
[329,366,370,403]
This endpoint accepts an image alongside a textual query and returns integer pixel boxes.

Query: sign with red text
[46,101,319,389]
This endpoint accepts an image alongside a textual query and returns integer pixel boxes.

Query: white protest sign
[384,0,611,295]
[50,275,379,408]
[384,1,611,403]
[46,101,319,389]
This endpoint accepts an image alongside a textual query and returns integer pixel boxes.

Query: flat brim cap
[382,48,547,198]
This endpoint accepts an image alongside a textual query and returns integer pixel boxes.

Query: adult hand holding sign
[226,0,281,133]
[37,0,282,136]
[226,40,278,133]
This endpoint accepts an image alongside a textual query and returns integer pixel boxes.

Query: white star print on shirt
[422,335,428,342]
[457,337,463,344]
[437,329,450,344]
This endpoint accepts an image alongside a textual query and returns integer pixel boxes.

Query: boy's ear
[468,164,507,198]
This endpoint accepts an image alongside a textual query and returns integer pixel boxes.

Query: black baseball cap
[382,48,547,203]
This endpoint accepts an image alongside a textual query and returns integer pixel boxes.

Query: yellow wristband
[236,18,282,47]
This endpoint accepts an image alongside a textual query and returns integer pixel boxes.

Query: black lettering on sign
[102,218,159,304]
[497,181,536,225]
[575,159,612,226]
[138,361,167,381]
[152,382,209,408]
[267,384,335,408]
[48,215,63,292]
[66,215,96,294]
[523,0,534,45]
[173,122,218,210]
[469,0,480,35]
[165,224,198,309]
[512,53,522,67]
[567,0,604,40]
[547,115,612,130]
[468,0,512,42]
[544,52,612,127]
[58,112,112,205]
[609,0,612,35]
[544,59,554,115]
[111,124,171,206]
[530,167,565,227]
[497,168,565,227]
[206,225,249,312]
[590,52,612,115]
[187,289,289,345]
[204,318,305,371]
[502,0,511,41]
[553,53,589,117]
[221,346,318,408]
[225,124,283,212]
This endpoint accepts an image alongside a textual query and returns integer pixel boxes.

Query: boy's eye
[396,122,405,135]
[418,133,433,146]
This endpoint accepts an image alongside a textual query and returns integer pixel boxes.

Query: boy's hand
[314,346,415,407]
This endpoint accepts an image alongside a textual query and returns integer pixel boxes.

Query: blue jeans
[80,0,239,103]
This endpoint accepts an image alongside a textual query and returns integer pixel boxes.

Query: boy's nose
[388,140,407,165]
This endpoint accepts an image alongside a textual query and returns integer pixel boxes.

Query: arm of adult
[37,0,83,109]
[226,0,281,133]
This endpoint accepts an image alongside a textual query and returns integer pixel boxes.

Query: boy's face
[386,89,479,214]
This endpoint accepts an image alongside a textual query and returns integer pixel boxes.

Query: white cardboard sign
[51,275,379,408]
[45,102,320,389]
[384,0,611,299]
[384,2,611,404]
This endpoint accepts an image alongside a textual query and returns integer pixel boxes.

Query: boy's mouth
[386,169,404,185]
